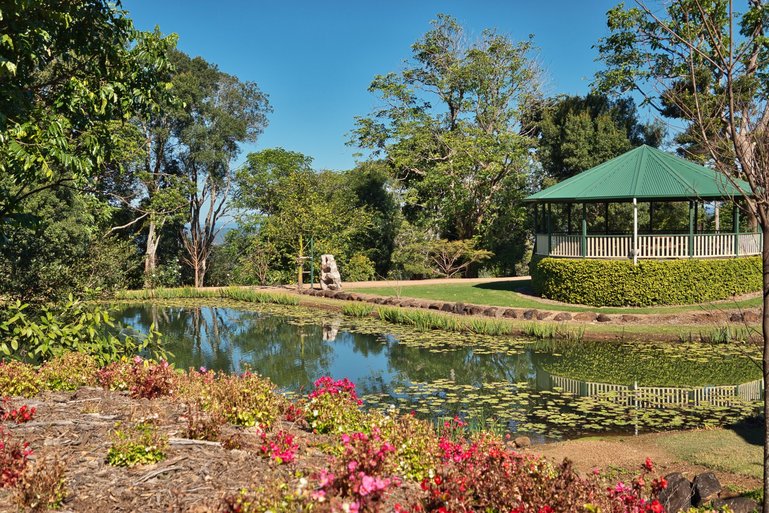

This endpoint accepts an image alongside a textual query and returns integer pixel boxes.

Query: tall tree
[595,0,769,506]
[0,0,174,232]
[234,148,373,285]
[526,94,664,183]
[173,52,270,287]
[350,14,541,274]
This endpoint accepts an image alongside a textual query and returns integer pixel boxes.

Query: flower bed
[0,354,710,512]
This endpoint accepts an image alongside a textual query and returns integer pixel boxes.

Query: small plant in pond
[107,421,167,467]
[13,453,67,511]
[0,426,33,488]
[259,429,299,464]
[342,303,374,318]
[0,360,42,398]
[305,377,363,434]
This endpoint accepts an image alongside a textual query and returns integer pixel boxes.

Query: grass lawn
[347,280,762,315]
[654,425,763,479]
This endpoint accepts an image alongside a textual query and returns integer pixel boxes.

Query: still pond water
[114,301,763,439]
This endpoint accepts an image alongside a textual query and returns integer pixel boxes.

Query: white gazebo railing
[535,232,762,259]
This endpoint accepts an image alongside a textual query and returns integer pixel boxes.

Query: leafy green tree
[235,148,373,285]
[595,0,769,504]
[172,52,271,287]
[351,15,540,274]
[526,94,664,184]
[0,1,175,231]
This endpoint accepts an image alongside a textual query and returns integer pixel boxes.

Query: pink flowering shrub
[0,426,32,488]
[397,431,666,513]
[305,377,364,434]
[312,429,399,512]
[259,429,299,464]
[97,357,177,399]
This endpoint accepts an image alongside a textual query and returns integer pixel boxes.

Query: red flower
[647,499,664,513]
[643,457,654,472]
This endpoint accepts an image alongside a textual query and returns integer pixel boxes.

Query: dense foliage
[531,256,762,307]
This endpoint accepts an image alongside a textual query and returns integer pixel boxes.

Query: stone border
[297,288,761,326]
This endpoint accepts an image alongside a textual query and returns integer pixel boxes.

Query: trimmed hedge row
[530,256,761,307]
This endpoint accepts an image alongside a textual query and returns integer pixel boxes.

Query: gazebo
[525,145,760,264]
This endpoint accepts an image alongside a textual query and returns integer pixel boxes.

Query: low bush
[39,352,99,391]
[305,377,364,434]
[107,421,167,467]
[0,360,42,397]
[203,371,285,428]
[531,256,761,307]
[0,426,33,488]
[13,453,67,511]
[258,429,299,464]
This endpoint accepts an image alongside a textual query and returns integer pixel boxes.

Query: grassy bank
[348,280,762,315]
[116,286,299,306]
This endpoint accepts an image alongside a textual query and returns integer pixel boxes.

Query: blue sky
[124,0,623,171]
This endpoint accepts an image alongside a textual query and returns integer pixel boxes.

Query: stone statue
[320,254,343,290]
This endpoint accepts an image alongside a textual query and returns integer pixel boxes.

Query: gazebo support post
[604,202,609,235]
[533,204,538,254]
[733,203,740,256]
[567,204,572,235]
[547,203,552,255]
[632,198,638,265]
[581,203,587,257]
[688,201,695,257]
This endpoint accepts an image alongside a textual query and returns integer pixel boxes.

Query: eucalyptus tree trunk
[143,217,161,288]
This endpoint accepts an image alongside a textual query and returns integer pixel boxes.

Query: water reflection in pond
[114,302,763,439]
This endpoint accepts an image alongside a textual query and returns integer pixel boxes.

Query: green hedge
[530,256,761,307]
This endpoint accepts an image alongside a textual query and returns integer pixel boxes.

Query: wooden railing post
[581,203,587,257]
[733,203,740,257]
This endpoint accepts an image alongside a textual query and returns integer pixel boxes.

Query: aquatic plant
[115,286,299,306]
[342,303,375,317]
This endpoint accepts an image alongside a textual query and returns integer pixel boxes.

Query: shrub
[305,377,364,434]
[39,352,99,391]
[183,400,225,442]
[0,426,33,488]
[13,453,67,511]
[258,429,299,464]
[0,298,166,364]
[314,430,399,512]
[107,421,167,467]
[372,412,438,482]
[1,399,36,424]
[531,256,761,307]
[0,360,42,397]
[128,357,177,399]
[342,253,377,282]
[205,372,284,428]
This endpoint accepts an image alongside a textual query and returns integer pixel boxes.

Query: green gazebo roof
[525,145,753,203]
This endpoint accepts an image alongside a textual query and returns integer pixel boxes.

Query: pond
[113,301,763,440]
